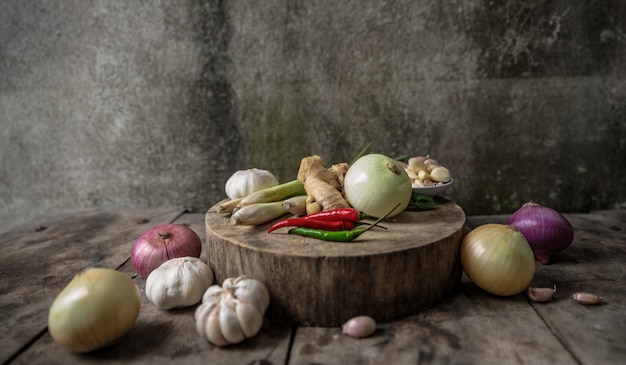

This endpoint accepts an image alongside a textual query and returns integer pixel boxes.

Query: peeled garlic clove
[412,180,425,188]
[408,157,427,173]
[422,179,435,187]
[405,168,419,181]
[417,170,430,181]
[527,285,556,302]
[424,158,440,169]
[430,166,451,182]
[573,292,602,305]
[342,315,376,338]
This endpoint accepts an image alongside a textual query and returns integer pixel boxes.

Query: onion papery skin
[507,202,574,265]
[461,224,536,296]
[131,223,202,278]
[343,153,412,218]
[48,268,141,353]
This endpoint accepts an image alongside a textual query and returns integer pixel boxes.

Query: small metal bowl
[412,178,454,197]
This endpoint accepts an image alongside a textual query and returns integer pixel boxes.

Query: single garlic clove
[430,166,451,182]
[527,285,556,302]
[424,158,440,169]
[342,315,377,338]
[572,292,602,305]
[422,179,435,187]
[417,170,430,181]
[408,157,427,173]
[405,168,419,181]
[412,180,425,188]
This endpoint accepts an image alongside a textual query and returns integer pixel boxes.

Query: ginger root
[297,155,350,214]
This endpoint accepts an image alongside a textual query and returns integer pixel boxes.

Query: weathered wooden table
[1,206,624,364]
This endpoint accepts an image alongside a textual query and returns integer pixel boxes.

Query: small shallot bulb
[572,292,602,305]
[527,285,556,302]
[342,315,377,338]
[131,224,202,278]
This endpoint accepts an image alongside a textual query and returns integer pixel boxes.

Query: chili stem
[352,202,401,237]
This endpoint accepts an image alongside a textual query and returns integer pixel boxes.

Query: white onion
[343,154,412,218]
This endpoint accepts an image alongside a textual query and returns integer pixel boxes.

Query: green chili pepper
[287,227,363,241]
[287,202,400,242]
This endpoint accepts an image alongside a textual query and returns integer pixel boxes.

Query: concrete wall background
[1,0,625,234]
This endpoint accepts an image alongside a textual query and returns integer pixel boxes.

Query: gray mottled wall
[1,0,625,234]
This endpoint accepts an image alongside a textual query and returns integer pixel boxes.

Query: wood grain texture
[10,212,293,365]
[0,207,185,364]
[465,210,626,365]
[2,208,624,364]
[206,198,466,326]
[290,277,579,365]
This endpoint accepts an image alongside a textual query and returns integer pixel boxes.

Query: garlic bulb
[225,169,279,200]
[145,257,214,310]
[195,275,270,347]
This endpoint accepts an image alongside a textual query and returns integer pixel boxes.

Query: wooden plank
[290,210,625,364]
[11,212,293,365]
[527,211,626,365]
[0,207,185,364]
[289,275,577,364]
[467,211,626,364]
[4,209,624,364]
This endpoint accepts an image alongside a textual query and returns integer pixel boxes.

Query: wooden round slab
[205,198,466,327]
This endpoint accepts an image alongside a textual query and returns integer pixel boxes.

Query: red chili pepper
[301,208,371,222]
[268,218,356,233]
[288,203,400,242]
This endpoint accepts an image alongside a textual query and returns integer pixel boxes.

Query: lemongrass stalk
[230,201,287,226]
[236,179,305,208]
[216,198,243,213]
[281,195,308,216]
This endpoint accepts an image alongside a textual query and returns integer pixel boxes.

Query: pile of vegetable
[45,148,602,354]
[460,200,600,307]
[216,152,439,243]
[46,149,443,352]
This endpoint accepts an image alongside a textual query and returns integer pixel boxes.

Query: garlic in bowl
[404,155,454,196]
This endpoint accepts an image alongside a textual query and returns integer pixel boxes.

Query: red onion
[507,202,574,265]
[131,224,202,277]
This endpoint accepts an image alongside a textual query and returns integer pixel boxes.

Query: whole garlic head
[195,275,270,347]
[224,168,279,200]
[145,257,214,310]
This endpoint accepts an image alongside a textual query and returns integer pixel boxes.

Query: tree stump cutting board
[205,198,466,327]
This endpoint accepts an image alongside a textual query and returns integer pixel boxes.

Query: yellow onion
[343,153,412,218]
[461,224,536,296]
[48,268,141,353]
